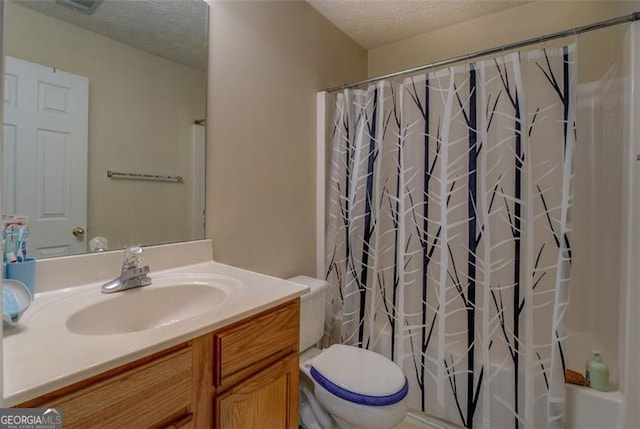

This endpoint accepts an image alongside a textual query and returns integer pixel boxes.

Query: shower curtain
[325,45,576,429]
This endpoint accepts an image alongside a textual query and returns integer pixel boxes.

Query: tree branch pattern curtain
[325,45,576,429]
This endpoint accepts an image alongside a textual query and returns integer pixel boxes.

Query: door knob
[72,226,86,237]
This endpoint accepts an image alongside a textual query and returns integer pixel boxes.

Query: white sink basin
[67,283,228,335]
[63,274,238,335]
[21,273,242,336]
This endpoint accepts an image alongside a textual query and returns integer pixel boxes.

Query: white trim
[0,0,6,402]
[191,125,206,240]
[621,21,640,428]
[316,92,328,278]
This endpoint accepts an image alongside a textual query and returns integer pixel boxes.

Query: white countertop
[3,259,308,406]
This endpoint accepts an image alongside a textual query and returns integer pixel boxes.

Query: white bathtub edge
[566,384,623,428]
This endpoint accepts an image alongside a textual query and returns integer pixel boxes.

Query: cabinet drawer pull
[168,412,193,428]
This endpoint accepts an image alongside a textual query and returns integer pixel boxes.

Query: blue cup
[6,258,36,295]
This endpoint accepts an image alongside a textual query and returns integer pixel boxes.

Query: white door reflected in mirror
[4,56,89,258]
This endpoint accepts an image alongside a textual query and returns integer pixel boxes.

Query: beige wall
[368,1,638,83]
[207,1,367,278]
[6,2,206,250]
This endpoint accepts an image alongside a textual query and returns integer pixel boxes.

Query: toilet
[289,276,408,429]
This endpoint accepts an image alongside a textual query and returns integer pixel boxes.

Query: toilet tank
[288,276,327,352]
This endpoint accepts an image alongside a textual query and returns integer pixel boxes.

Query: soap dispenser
[585,351,609,392]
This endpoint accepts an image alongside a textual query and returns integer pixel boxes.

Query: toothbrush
[16,226,25,262]
[1,218,28,262]
[5,226,15,263]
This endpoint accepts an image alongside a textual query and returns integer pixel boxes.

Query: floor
[394,412,460,429]
[394,419,425,429]
[300,411,457,429]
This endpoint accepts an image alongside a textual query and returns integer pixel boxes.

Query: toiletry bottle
[585,351,609,392]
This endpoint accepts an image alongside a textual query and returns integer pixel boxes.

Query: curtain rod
[325,11,640,93]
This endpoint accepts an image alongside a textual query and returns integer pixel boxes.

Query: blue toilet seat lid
[310,344,408,406]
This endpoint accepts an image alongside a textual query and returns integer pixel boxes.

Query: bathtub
[385,327,624,428]
[566,385,623,428]
[400,384,623,429]
[565,331,623,428]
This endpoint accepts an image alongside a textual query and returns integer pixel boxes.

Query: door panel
[3,123,17,214]
[4,56,89,257]
[38,129,70,218]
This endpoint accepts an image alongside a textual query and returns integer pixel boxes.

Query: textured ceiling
[307,0,531,49]
[11,0,208,70]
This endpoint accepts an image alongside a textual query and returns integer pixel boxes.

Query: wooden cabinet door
[27,347,193,429]
[215,353,299,429]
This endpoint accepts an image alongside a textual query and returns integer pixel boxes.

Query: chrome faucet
[101,246,152,293]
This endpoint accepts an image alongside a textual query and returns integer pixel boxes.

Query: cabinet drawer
[39,347,193,429]
[215,353,299,429]
[214,299,299,389]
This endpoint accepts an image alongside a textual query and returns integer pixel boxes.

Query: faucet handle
[123,245,144,269]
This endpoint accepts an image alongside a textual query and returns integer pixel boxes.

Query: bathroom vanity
[17,299,300,428]
[3,240,307,429]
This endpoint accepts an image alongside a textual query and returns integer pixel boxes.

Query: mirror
[3,0,208,259]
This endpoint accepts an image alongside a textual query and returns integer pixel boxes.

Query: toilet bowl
[289,276,408,429]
